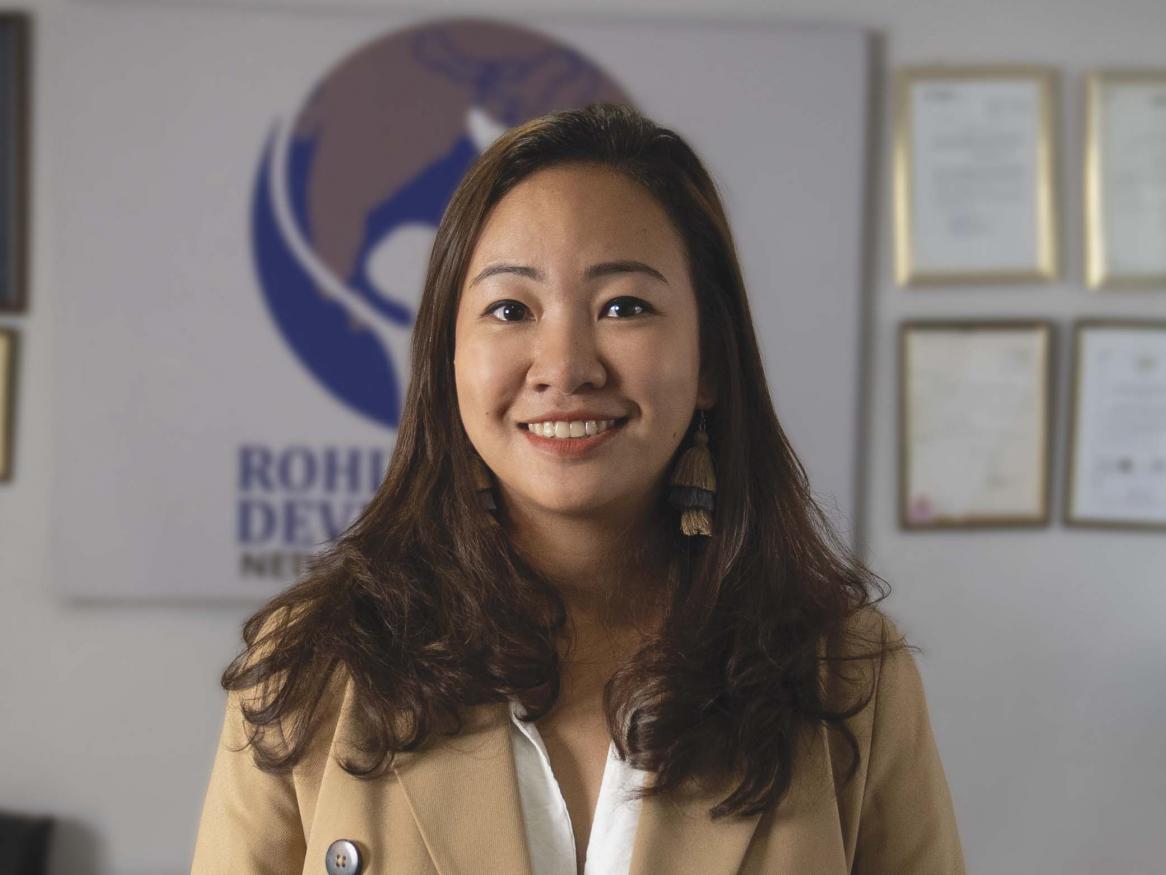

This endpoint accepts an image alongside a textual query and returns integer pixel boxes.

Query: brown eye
[603,297,650,319]
[486,301,529,322]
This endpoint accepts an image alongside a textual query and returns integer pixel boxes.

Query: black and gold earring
[668,409,716,537]
[474,456,498,513]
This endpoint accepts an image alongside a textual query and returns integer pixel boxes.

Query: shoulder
[193,663,352,873]
[815,604,932,803]
[840,603,904,652]
[848,606,926,715]
[820,604,911,704]
[819,606,966,873]
[221,602,356,776]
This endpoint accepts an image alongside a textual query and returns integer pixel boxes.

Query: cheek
[619,325,701,397]
[455,334,521,415]
[617,361,696,446]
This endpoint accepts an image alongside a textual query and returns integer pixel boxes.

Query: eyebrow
[468,260,669,288]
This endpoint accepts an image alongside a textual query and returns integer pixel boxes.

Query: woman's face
[453,163,714,524]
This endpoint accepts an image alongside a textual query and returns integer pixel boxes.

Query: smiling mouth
[517,417,629,439]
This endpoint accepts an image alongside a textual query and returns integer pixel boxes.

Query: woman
[193,103,964,875]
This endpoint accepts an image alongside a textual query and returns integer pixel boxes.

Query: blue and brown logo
[240,19,630,579]
[251,18,631,428]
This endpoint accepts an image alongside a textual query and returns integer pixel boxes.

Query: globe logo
[251,18,632,428]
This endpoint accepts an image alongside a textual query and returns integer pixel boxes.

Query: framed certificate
[894,67,1059,286]
[0,13,28,313]
[900,321,1053,528]
[0,327,16,481]
[1066,321,1166,529]
[1085,71,1166,290]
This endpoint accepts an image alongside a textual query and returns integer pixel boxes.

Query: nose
[526,308,607,395]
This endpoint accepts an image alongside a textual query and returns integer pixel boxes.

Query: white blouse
[508,700,647,875]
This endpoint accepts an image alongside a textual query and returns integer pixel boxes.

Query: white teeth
[526,419,618,439]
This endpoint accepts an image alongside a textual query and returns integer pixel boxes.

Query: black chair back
[0,811,53,875]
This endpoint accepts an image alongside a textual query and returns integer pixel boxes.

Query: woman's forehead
[467,165,686,274]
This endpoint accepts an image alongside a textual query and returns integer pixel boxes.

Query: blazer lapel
[392,702,534,875]
[628,773,763,875]
[388,698,763,875]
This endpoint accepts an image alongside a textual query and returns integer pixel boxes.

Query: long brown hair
[224,103,898,818]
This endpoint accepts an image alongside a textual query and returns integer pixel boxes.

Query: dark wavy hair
[224,102,900,818]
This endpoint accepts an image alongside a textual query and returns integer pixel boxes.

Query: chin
[512,486,626,517]
[540,494,615,515]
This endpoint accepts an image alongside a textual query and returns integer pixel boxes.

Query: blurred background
[1,0,1163,873]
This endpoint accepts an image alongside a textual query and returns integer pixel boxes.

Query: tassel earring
[474,456,497,513]
[668,409,716,537]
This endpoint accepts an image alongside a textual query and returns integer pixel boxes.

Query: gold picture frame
[894,66,1060,286]
[1084,70,1166,290]
[899,320,1054,529]
[0,327,16,481]
[1065,319,1166,529]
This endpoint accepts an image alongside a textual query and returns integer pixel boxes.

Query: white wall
[1,1,1163,873]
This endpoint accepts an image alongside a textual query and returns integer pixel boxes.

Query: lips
[521,417,628,457]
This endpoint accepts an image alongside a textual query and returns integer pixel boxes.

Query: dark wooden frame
[1065,319,1166,530]
[0,12,29,313]
[899,319,1055,529]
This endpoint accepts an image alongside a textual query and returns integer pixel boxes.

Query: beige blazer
[191,610,965,874]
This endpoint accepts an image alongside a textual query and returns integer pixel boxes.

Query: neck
[502,492,672,669]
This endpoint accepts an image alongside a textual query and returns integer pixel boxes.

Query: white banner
[47,4,870,598]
